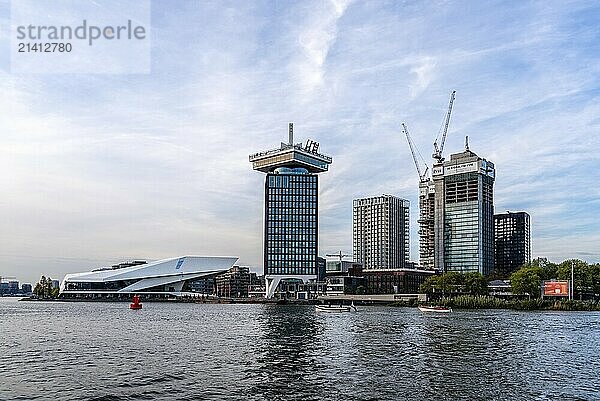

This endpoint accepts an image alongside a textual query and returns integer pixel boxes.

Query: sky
[1,0,599,284]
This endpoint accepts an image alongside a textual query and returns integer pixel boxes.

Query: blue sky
[1,0,599,284]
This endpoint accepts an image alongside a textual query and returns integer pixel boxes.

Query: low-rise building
[363,269,435,294]
[215,266,256,298]
[21,283,33,294]
[61,256,237,299]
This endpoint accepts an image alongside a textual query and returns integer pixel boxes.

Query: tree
[420,272,487,295]
[32,275,58,298]
[510,266,543,298]
[464,272,488,295]
[420,275,440,294]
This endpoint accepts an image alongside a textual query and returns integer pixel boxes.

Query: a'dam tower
[249,123,332,298]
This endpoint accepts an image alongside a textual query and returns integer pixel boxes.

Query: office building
[432,143,495,275]
[249,123,332,298]
[353,195,410,269]
[494,211,531,277]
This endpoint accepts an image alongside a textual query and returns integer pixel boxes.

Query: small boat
[316,303,357,313]
[130,294,143,310]
[418,305,452,313]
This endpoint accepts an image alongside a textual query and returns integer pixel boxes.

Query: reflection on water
[0,299,598,401]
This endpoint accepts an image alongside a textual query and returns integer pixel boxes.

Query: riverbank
[390,295,600,311]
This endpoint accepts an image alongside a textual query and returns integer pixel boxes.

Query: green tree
[464,272,488,295]
[32,275,58,298]
[420,275,440,294]
[557,259,593,299]
[510,266,543,298]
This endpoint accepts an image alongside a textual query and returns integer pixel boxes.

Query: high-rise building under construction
[418,179,435,270]
[432,144,495,275]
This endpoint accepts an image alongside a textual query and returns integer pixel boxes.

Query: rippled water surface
[1,298,599,400]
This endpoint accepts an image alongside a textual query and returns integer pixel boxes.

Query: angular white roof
[63,255,238,283]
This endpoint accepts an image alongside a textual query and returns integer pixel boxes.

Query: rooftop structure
[249,123,331,173]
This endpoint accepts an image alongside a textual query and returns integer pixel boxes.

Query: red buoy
[130,294,142,310]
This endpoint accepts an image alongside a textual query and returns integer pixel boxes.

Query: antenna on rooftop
[465,135,469,151]
[289,122,294,146]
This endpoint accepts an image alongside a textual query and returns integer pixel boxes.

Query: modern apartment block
[249,123,332,298]
[432,145,495,275]
[353,195,410,270]
[494,211,531,277]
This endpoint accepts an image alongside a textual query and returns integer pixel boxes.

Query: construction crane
[402,122,429,182]
[326,251,350,262]
[432,90,456,163]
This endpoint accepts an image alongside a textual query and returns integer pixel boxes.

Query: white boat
[418,305,452,313]
[316,303,357,312]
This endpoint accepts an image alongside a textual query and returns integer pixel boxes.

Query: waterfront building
[215,266,257,298]
[362,268,435,294]
[326,260,363,275]
[60,256,237,299]
[325,262,365,295]
[187,276,215,295]
[494,211,531,277]
[21,283,32,294]
[432,144,495,275]
[249,123,332,298]
[353,195,410,270]
[1,281,20,295]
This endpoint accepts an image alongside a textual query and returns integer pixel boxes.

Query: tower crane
[402,122,429,182]
[432,90,456,163]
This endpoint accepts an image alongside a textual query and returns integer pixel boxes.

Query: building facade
[432,146,495,275]
[362,269,435,294]
[250,123,332,298]
[494,211,531,277]
[215,266,256,298]
[353,195,410,270]
[418,179,436,269]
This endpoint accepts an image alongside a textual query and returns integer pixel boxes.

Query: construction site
[403,91,497,275]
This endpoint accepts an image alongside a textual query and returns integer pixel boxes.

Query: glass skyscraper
[494,211,531,277]
[433,146,495,275]
[250,124,332,297]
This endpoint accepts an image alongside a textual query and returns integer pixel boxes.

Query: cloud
[294,0,352,93]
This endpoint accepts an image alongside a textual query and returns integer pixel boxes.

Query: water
[1,298,598,401]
